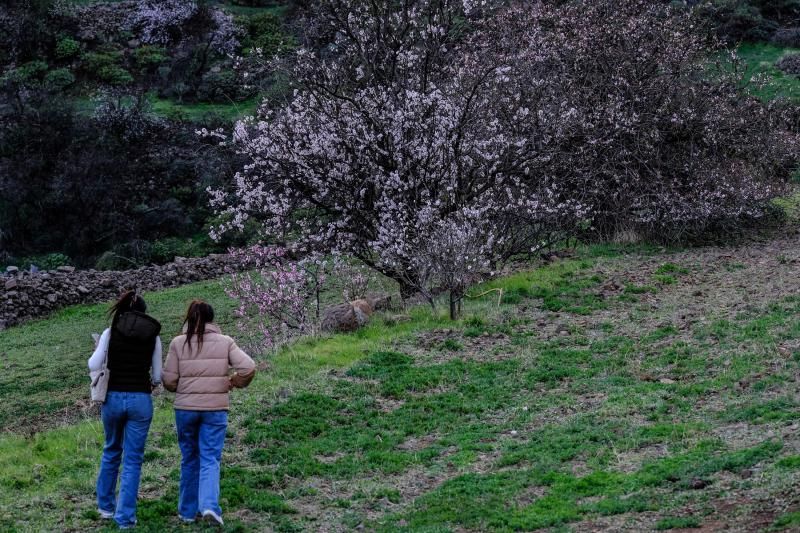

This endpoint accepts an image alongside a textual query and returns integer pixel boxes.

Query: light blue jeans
[96,391,153,528]
[175,409,228,520]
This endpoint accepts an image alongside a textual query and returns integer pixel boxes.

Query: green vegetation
[2,245,800,530]
[737,42,800,102]
[149,95,261,122]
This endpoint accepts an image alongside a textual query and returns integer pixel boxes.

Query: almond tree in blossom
[211,0,585,304]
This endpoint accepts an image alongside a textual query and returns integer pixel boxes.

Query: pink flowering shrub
[125,0,239,54]
[226,246,332,353]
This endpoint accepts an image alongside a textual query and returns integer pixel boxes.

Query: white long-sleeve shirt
[88,328,163,385]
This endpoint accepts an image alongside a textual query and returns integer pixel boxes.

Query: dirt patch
[612,443,670,473]
[397,434,439,451]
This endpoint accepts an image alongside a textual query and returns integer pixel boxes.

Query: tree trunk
[449,290,458,320]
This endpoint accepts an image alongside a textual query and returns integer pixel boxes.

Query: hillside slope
[2,236,800,531]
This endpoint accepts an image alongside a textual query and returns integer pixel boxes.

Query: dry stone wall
[0,255,243,330]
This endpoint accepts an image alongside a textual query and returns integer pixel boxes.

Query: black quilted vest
[107,311,162,393]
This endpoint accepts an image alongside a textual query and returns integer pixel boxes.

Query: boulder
[321,294,392,333]
[6,266,18,273]
[320,303,367,333]
[57,266,75,273]
[4,279,17,290]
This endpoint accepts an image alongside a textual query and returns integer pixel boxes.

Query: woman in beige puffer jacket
[163,300,255,527]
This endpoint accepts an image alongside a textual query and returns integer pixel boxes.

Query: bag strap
[101,330,110,370]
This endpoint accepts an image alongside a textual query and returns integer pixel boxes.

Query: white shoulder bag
[90,333,111,403]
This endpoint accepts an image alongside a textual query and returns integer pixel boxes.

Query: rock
[5,291,18,298]
[77,286,90,295]
[46,294,58,303]
[6,266,18,273]
[127,38,140,48]
[659,378,676,384]
[57,266,75,273]
[4,279,17,290]
[0,320,6,331]
[100,278,114,287]
[689,478,709,489]
[320,303,365,333]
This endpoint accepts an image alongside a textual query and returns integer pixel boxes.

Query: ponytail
[108,289,147,325]
[183,300,215,351]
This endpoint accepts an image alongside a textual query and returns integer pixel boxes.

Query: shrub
[245,12,295,56]
[5,60,49,83]
[44,68,75,90]
[82,49,132,85]
[771,27,800,47]
[133,45,167,71]
[82,49,123,73]
[54,37,80,60]
[698,0,778,43]
[9,253,72,271]
[776,52,800,76]
[97,65,134,85]
[196,69,255,102]
[150,236,212,264]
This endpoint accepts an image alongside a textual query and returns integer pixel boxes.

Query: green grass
[149,95,260,122]
[2,245,800,531]
[737,42,800,102]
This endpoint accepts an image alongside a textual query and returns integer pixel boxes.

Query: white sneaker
[98,508,114,520]
[179,515,195,523]
[202,509,224,527]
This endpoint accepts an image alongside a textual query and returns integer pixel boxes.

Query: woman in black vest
[88,290,162,529]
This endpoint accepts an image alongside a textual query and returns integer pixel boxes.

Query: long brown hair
[108,289,146,325]
[183,300,215,350]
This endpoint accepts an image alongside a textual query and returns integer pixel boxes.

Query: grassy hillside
[2,239,800,531]
[738,42,800,102]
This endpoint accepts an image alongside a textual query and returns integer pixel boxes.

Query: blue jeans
[96,391,153,528]
[175,409,228,520]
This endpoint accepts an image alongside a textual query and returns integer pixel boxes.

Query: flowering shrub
[125,1,239,54]
[225,246,333,353]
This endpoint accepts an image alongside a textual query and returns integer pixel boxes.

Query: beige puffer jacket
[163,323,256,411]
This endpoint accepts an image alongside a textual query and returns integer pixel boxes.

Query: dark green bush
[97,65,133,85]
[196,69,255,102]
[134,45,168,71]
[4,60,49,84]
[150,237,212,264]
[44,68,75,90]
[4,253,73,271]
[699,0,800,43]
[54,37,80,60]
[82,48,132,85]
